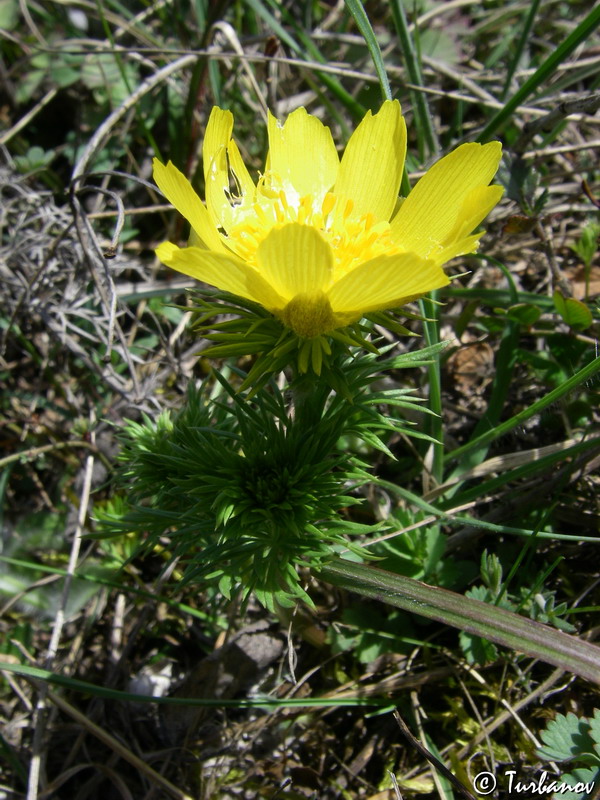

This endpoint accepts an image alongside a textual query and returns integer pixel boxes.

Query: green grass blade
[478,3,600,141]
[344,0,392,101]
[456,261,519,469]
[419,294,444,484]
[439,437,600,510]
[318,559,600,684]
[373,480,600,544]
[444,353,600,465]
[0,555,216,623]
[343,0,412,195]
[0,661,385,707]
[244,0,365,117]
[500,0,542,100]
[389,0,438,158]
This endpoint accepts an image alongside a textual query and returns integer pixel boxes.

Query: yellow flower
[154,101,503,339]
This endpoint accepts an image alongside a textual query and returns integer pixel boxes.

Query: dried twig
[26,435,95,800]
[514,91,600,154]
[393,710,477,800]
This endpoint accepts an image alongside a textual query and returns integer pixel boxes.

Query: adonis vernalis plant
[117,99,506,606]
[154,100,503,343]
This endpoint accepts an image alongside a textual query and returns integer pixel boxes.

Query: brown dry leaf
[446,342,495,395]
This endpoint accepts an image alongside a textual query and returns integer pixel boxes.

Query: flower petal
[202,107,234,184]
[266,107,339,202]
[203,112,256,232]
[153,159,225,252]
[256,223,334,299]
[332,100,406,224]
[156,241,285,309]
[443,184,504,245]
[202,107,236,230]
[227,137,256,200]
[390,141,502,256]
[327,252,448,313]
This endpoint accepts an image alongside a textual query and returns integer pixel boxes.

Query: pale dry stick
[359,501,478,551]
[514,91,600,153]
[71,54,196,182]
[87,203,172,219]
[0,25,30,52]
[103,558,182,690]
[319,0,345,32]
[524,139,600,158]
[412,0,481,28]
[72,183,126,257]
[421,56,499,106]
[454,669,569,762]
[535,217,572,297]
[515,53,600,78]
[26,35,600,129]
[423,436,590,502]
[18,0,47,45]
[31,35,188,93]
[398,81,594,123]
[111,0,171,43]
[212,21,269,121]
[70,195,143,394]
[26,436,95,800]
[389,770,404,800]
[0,439,103,471]
[168,311,193,348]
[453,672,496,772]
[327,665,455,702]
[462,663,545,750]
[110,593,127,664]
[26,40,372,87]
[36,687,193,800]
[48,0,159,47]
[0,88,59,146]
[3,668,33,711]
[0,574,63,617]
[396,706,477,800]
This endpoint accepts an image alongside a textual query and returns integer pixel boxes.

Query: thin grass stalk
[478,3,600,141]
[93,0,162,157]
[389,0,444,474]
[500,0,542,101]
[0,663,386,708]
[444,353,600,465]
[438,437,600,509]
[374,479,600,544]
[342,0,413,200]
[244,0,365,117]
[419,294,444,485]
[344,0,392,101]
[446,259,520,483]
[389,0,438,159]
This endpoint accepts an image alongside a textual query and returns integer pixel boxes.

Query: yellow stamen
[253,203,267,225]
[322,192,336,217]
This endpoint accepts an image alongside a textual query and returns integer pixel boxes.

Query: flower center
[223,177,405,278]
[279,292,337,338]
